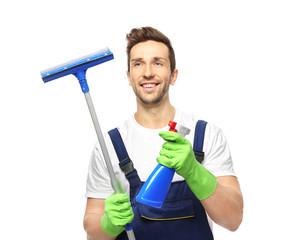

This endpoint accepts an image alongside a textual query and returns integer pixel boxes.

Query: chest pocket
[138,198,195,221]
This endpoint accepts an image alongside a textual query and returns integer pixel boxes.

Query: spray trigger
[168,121,178,132]
[168,121,191,137]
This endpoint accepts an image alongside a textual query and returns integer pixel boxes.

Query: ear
[170,69,178,86]
[127,71,132,86]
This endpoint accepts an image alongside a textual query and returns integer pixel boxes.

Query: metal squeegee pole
[83,92,136,240]
[84,92,119,192]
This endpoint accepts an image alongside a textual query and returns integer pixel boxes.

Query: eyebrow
[131,57,168,62]
[154,57,167,62]
[131,58,143,62]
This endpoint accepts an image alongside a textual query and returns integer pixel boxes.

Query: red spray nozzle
[168,121,178,132]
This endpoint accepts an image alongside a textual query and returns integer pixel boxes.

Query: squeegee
[40,48,136,240]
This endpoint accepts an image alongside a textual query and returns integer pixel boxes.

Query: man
[84,26,243,240]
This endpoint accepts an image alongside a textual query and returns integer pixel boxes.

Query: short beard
[134,80,170,106]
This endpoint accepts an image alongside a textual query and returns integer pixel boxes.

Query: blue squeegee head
[40,48,114,83]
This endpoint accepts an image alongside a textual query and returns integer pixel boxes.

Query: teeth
[142,84,156,88]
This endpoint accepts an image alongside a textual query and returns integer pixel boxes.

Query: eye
[133,62,142,67]
[155,62,163,66]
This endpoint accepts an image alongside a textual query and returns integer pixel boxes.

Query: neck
[134,99,176,129]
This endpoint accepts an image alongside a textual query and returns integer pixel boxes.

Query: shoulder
[105,115,134,144]
[115,115,135,135]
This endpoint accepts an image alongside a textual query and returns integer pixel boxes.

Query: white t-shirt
[85,109,236,199]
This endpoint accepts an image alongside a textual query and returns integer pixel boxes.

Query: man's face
[127,40,177,106]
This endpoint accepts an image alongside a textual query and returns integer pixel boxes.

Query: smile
[141,83,159,88]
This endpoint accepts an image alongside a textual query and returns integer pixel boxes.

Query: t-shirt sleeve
[202,123,236,177]
[85,143,114,199]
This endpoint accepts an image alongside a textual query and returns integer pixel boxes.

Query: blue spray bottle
[136,121,190,208]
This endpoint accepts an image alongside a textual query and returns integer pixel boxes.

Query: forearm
[84,213,115,240]
[201,179,243,231]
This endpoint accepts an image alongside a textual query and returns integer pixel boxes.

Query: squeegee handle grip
[83,91,135,240]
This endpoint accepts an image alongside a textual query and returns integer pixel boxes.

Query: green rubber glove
[101,182,134,237]
[157,131,217,200]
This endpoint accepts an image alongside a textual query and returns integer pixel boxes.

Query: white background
[1,0,301,239]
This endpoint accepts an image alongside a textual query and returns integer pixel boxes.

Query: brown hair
[126,26,176,73]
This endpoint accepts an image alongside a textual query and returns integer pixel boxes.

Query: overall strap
[193,120,208,164]
[108,128,141,199]
[108,128,136,176]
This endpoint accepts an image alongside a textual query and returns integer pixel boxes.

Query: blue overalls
[108,120,214,240]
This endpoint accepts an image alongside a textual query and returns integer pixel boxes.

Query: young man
[84,27,243,240]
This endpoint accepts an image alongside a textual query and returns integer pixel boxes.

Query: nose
[143,63,155,79]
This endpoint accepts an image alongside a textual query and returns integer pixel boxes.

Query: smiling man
[127,39,178,129]
[84,27,243,240]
